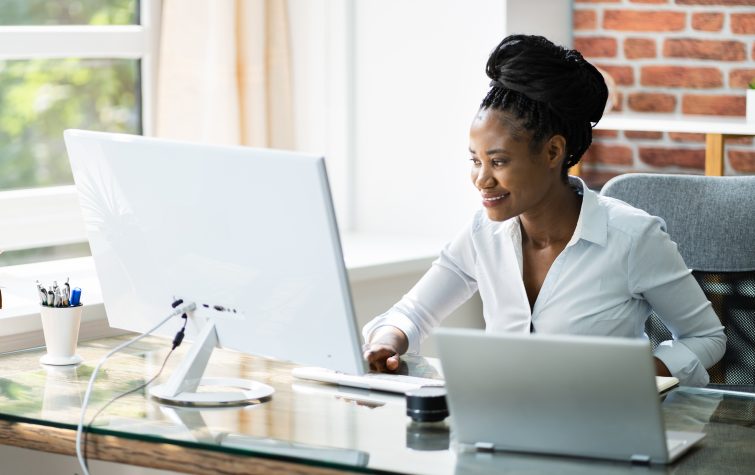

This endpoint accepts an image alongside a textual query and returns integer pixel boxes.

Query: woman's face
[468,108,564,222]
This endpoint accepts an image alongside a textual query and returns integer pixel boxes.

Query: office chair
[600,173,755,385]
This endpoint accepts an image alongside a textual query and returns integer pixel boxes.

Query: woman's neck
[519,181,582,249]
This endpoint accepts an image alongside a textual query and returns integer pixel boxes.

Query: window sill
[0,233,444,351]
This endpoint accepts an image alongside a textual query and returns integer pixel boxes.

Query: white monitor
[64,129,366,405]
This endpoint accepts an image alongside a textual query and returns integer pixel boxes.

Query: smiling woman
[361,34,726,387]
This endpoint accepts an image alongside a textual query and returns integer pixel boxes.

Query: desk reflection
[159,405,370,467]
[454,451,668,475]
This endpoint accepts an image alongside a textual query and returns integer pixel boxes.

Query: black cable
[82,315,188,470]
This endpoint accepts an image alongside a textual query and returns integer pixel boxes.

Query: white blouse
[363,177,726,387]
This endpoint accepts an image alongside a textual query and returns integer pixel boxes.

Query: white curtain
[156,0,294,149]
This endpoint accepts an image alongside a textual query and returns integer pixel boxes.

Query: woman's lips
[481,192,509,208]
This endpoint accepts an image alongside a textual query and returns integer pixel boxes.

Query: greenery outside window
[0,0,160,266]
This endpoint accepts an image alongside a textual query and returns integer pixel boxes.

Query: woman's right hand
[362,326,409,373]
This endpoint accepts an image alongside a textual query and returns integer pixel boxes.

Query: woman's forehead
[472,108,531,144]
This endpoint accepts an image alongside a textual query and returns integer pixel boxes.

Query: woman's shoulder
[596,193,666,237]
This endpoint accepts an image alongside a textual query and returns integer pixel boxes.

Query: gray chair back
[600,173,755,384]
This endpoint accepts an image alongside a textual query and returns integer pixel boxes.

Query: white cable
[75,302,196,475]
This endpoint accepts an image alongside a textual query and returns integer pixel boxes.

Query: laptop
[434,328,704,464]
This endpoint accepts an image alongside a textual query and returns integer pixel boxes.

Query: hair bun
[486,35,608,125]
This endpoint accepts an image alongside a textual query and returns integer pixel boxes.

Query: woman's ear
[545,135,567,170]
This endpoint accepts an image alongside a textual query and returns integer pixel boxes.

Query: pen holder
[39,305,83,366]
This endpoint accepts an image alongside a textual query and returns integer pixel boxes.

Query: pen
[36,280,46,305]
[70,287,82,307]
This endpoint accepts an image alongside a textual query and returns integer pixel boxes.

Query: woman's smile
[481,192,509,207]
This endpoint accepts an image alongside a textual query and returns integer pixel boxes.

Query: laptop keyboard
[292,367,445,393]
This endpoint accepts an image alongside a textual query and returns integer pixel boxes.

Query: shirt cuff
[362,310,422,355]
[653,340,710,387]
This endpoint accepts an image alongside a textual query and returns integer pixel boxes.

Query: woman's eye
[470,158,481,166]
[492,160,508,167]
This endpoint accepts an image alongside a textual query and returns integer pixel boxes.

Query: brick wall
[573,0,755,188]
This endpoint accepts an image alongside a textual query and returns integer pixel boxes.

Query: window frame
[0,1,161,253]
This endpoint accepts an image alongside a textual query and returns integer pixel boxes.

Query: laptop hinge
[474,442,496,452]
[630,454,651,464]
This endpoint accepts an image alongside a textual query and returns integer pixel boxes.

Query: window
[0,0,160,265]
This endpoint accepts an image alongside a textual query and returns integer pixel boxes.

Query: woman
[362,35,725,387]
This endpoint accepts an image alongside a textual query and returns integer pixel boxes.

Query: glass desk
[0,336,753,475]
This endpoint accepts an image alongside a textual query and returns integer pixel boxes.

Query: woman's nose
[474,163,495,189]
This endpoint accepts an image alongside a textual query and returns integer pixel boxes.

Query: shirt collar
[566,175,608,248]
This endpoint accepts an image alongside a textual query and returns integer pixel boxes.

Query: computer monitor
[64,129,366,406]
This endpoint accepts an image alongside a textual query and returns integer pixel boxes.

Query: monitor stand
[148,319,275,407]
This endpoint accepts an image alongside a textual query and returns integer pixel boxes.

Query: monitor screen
[64,130,366,381]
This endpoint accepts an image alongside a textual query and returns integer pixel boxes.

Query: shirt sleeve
[362,215,480,354]
[628,216,727,387]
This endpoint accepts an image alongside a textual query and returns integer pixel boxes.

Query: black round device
[405,387,449,422]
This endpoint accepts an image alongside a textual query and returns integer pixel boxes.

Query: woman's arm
[362,215,481,366]
[629,217,726,386]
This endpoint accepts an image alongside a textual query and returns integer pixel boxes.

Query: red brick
[664,39,746,61]
[732,13,755,34]
[692,13,724,31]
[627,93,677,112]
[624,38,656,59]
[595,64,634,86]
[574,37,618,57]
[593,130,619,139]
[580,169,632,190]
[639,147,705,170]
[669,132,705,142]
[582,143,634,165]
[641,66,722,88]
[625,131,663,140]
[729,69,755,89]
[728,136,753,145]
[682,94,746,116]
[574,10,597,30]
[667,132,751,145]
[604,10,685,31]
[677,0,755,4]
[729,150,755,172]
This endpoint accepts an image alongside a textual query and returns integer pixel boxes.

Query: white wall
[352,0,504,238]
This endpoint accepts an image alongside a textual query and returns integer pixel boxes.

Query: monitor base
[148,315,275,407]
[149,377,274,407]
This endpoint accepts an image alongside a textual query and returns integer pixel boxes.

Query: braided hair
[481,35,608,178]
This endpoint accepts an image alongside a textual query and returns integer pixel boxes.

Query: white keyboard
[291,367,445,394]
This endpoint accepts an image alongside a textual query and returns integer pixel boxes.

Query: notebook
[434,328,703,464]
